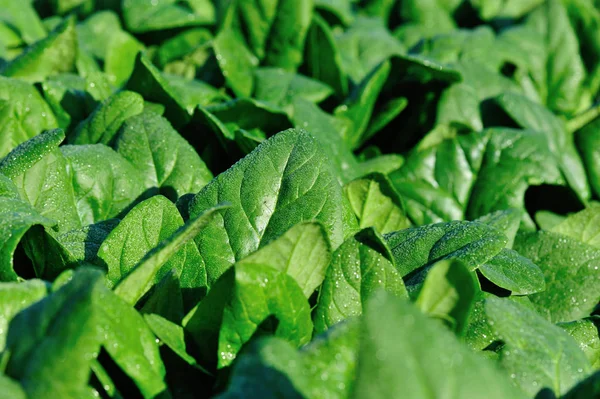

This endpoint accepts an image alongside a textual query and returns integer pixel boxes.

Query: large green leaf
[97,195,204,295]
[113,203,226,306]
[559,317,600,369]
[486,297,591,396]
[552,206,600,248]
[188,128,344,286]
[218,320,360,399]
[3,268,103,399]
[514,231,600,323]
[384,219,507,277]
[351,292,527,399]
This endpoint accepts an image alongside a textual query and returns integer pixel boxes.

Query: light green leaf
[0,128,81,232]
[122,0,214,33]
[0,280,48,350]
[559,317,600,369]
[219,319,360,399]
[239,222,331,297]
[552,206,600,249]
[344,173,410,234]
[415,259,478,336]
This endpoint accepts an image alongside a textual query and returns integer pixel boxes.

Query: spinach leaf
[188,128,344,286]
[486,296,591,396]
[351,291,528,399]
[314,228,407,333]
[514,231,600,323]
[115,110,213,201]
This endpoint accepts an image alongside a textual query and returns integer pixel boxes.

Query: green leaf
[562,370,600,398]
[0,374,26,399]
[263,0,313,71]
[212,8,258,98]
[344,173,410,234]
[114,110,212,201]
[492,93,590,202]
[104,30,145,86]
[3,268,103,399]
[390,129,487,225]
[238,222,331,297]
[351,291,527,399]
[526,0,588,116]
[552,206,600,249]
[125,53,191,128]
[0,17,77,83]
[97,196,204,294]
[385,219,508,277]
[478,248,546,295]
[0,128,81,232]
[467,128,565,224]
[486,296,591,396]
[253,67,333,113]
[113,204,226,305]
[218,319,360,399]
[559,317,600,369]
[0,77,58,157]
[576,116,600,199]
[336,17,405,84]
[0,280,48,350]
[415,259,478,336]
[96,284,166,398]
[188,128,344,286]
[0,196,55,281]
[304,14,348,96]
[69,90,144,145]
[144,313,209,373]
[471,0,545,20]
[314,228,407,333]
[0,0,46,45]
[335,61,390,149]
[163,73,230,109]
[290,98,360,183]
[514,231,600,323]
[122,0,214,33]
[475,208,523,249]
[184,262,312,368]
[61,144,146,224]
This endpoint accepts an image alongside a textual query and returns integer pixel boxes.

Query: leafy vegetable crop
[2,0,600,398]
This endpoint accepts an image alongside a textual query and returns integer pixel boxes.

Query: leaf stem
[567,104,600,134]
